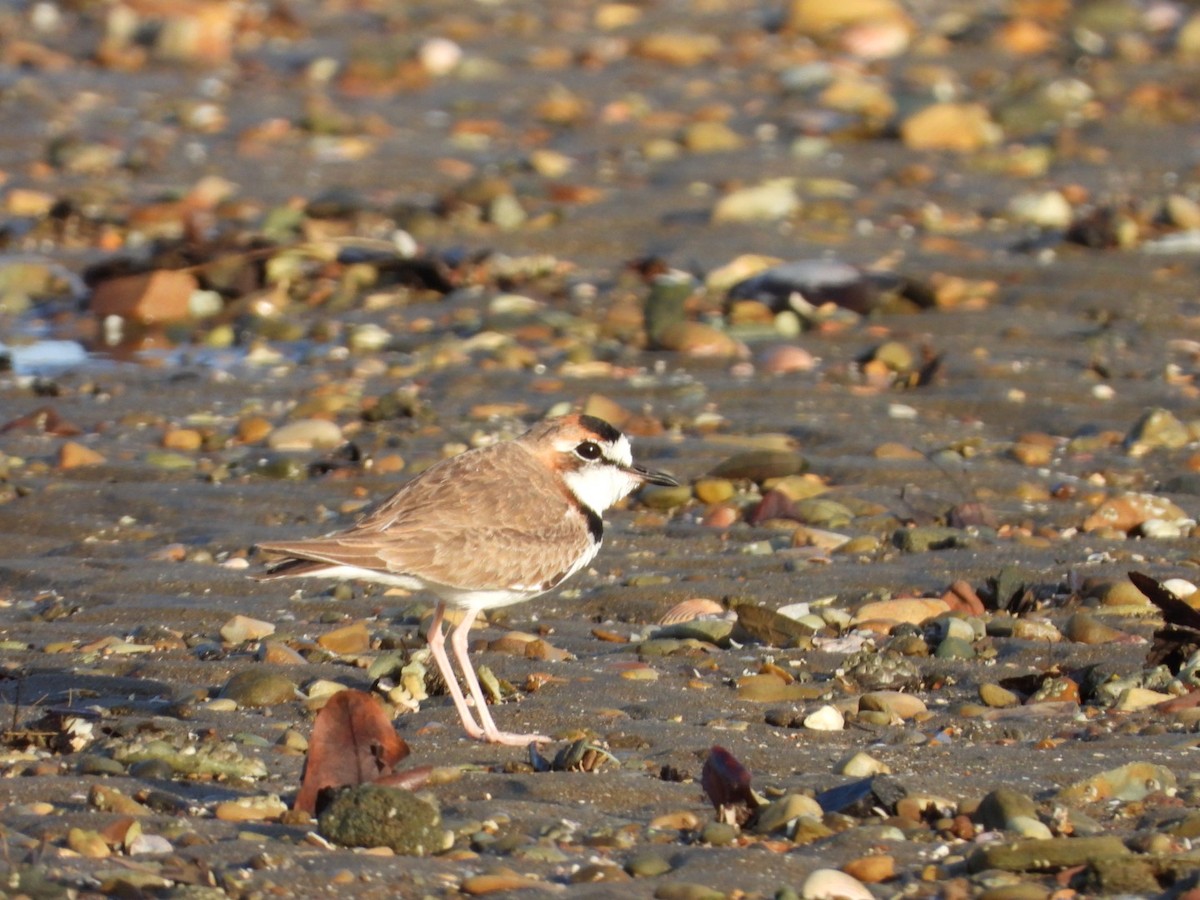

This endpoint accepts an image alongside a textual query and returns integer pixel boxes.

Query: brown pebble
[59,441,106,469]
[843,854,895,884]
[318,621,371,654]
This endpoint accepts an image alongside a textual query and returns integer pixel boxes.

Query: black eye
[575,441,602,460]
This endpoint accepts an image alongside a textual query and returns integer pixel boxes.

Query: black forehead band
[577,415,622,444]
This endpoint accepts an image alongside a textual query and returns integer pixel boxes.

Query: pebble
[1058,761,1176,803]
[711,179,800,223]
[267,418,344,451]
[220,614,275,644]
[803,704,844,731]
[837,751,890,777]
[753,794,823,833]
[318,785,444,856]
[934,636,976,659]
[842,855,895,884]
[801,868,872,900]
[626,849,673,877]
[852,597,949,629]
[652,883,726,900]
[318,620,371,654]
[979,683,1021,708]
[859,691,926,720]
[58,441,106,469]
[1063,612,1134,645]
[215,795,288,822]
[900,102,1003,152]
[67,827,110,859]
[1125,407,1190,453]
[89,270,198,325]
[709,449,806,482]
[219,670,299,707]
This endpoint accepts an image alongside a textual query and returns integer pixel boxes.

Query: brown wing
[257,442,594,592]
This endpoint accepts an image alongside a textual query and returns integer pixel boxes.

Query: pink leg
[426,601,484,740]
[450,608,549,746]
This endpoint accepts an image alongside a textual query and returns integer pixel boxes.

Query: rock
[803,704,844,731]
[215,795,288,822]
[1058,762,1177,803]
[968,835,1129,873]
[220,615,275,644]
[842,855,894,884]
[67,827,110,858]
[267,418,344,451]
[219,670,299,707]
[979,683,1021,708]
[1064,612,1135,645]
[859,691,926,720]
[626,849,673,877]
[1008,190,1073,228]
[318,784,443,855]
[90,270,198,325]
[1125,407,1190,453]
[934,636,975,659]
[759,345,816,374]
[900,103,1003,152]
[1081,492,1191,534]
[318,621,371,654]
[837,751,890,777]
[852,597,950,628]
[894,526,970,552]
[711,179,800,223]
[683,121,744,153]
[710,449,806,482]
[787,0,912,39]
[976,787,1038,832]
[59,441,106,469]
[801,868,873,900]
[633,32,721,66]
[752,793,823,834]
[1114,687,1172,711]
[417,37,462,76]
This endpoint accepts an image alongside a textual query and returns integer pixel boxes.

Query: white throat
[561,462,641,513]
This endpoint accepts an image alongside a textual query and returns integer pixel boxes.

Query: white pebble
[802,868,872,900]
[803,704,844,731]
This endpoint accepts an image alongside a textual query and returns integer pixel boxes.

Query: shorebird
[257,414,677,745]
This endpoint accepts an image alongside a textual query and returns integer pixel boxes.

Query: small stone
[837,751,890,777]
[318,621,371,654]
[90,270,198,325]
[1058,761,1176,803]
[979,683,1020,708]
[633,32,721,66]
[759,345,817,374]
[59,441,106,469]
[639,483,694,509]
[1082,492,1190,534]
[267,418,344,451]
[220,615,275,644]
[934,636,975,659]
[852,597,950,629]
[693,478,735,505]
[698,821,739,846]
[709,449,806,482]
[626,849,673,877]
[219,670,298,707]
[318,784,443,855]
[976,787,1038,832]
[1064,612,1134,645]
[859,691,927,720]
[801,868,872,900]
[67,827,110,858]
[894,526,969,552]
[417,37,462,76]
[162,427,203,451]
[1008,190,1073,228]
[803,704,844,731]
[215,795,288,822]
[753,793,823,834]
[711,179,800,223]
[236,416,274,444]
[900,102,1002,152]
[842,855,895,884]
[1114,687,1173,711]
[682,121,744,154]
[1126,407,1191,453]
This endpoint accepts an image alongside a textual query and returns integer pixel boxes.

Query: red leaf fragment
[294,690,410,815]
[701,745,759,825]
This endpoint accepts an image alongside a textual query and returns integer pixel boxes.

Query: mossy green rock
[318,784,443,855]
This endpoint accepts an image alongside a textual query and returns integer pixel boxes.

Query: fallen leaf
[295,689,410,815]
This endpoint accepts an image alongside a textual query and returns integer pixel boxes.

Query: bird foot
[481,729,551,747]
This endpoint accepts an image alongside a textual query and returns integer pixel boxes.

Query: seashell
[659,598,725,625]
